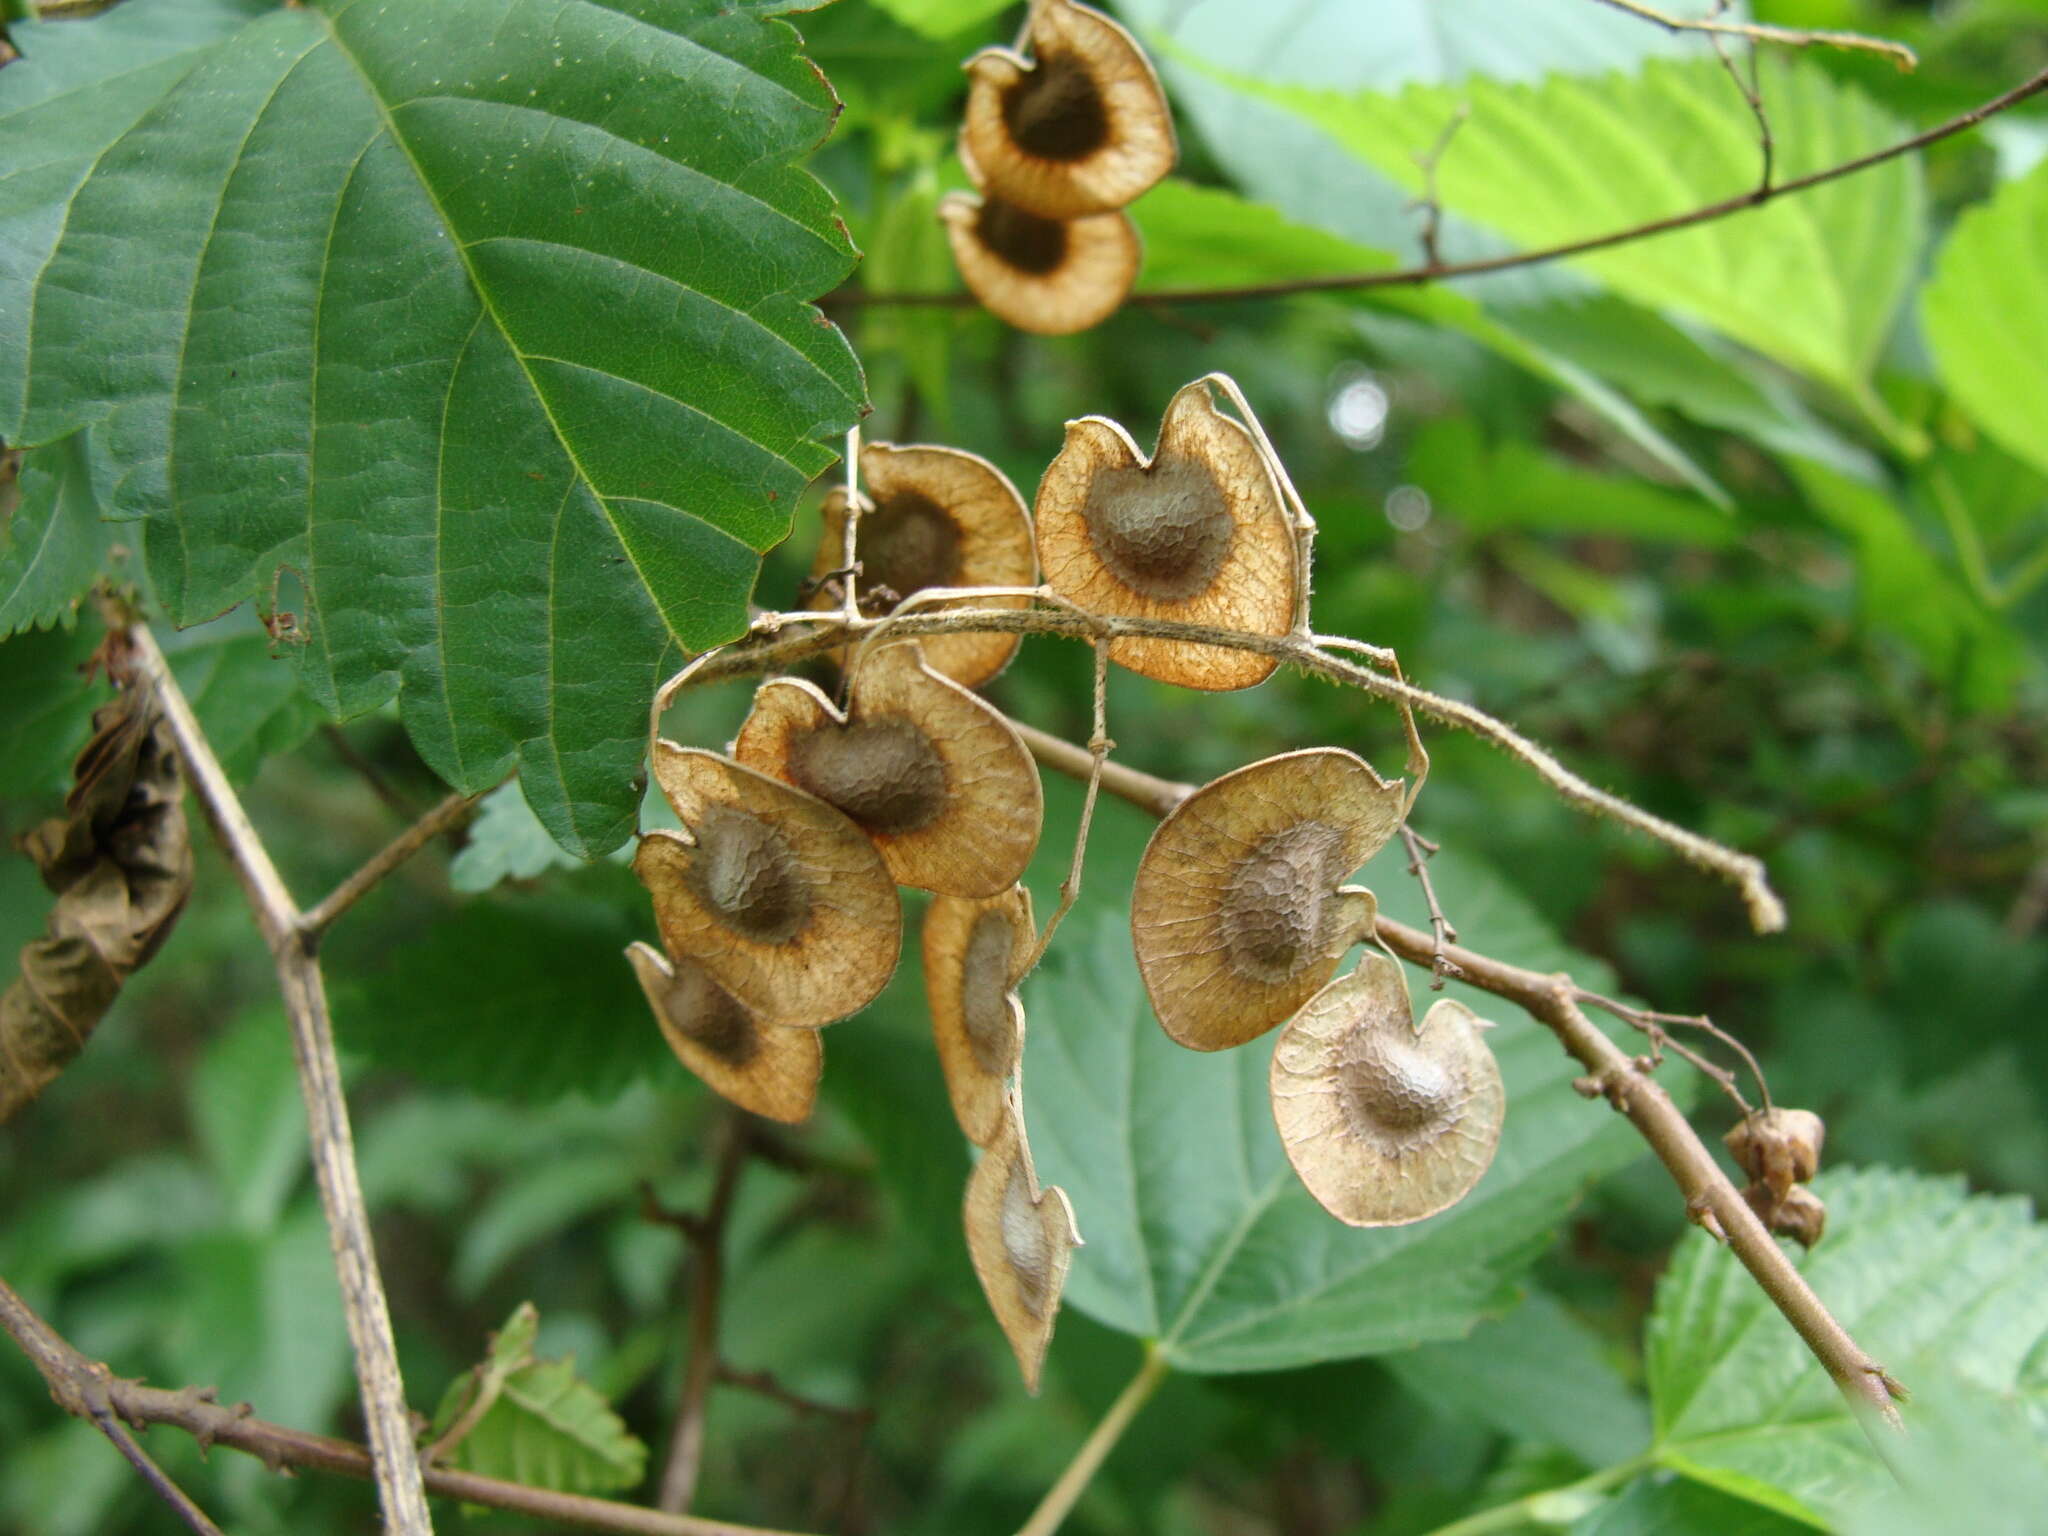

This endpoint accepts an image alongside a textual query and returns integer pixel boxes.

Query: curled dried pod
[633,745,900,1027]
[733,641,1043,897]
[1035,379,1296,689]
[1723,1107,1824,1200]
[810,442,1036,687]
[1271,952,1506,1227]
[1132,748,1405,1051]
[1744,1182,1826,1248]
[939,190,1139,337]
[924,885,1036,1145]
[960,0,1176,220]
[625,943,821,1124]
[964,1096,1080,1392]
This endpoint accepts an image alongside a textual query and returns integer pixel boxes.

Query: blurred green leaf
[0,432,121,639]
[188,1006,306,1233]
[449,780,585,894]
[160,616,325,788]
[866,0,1010,41]
[1845,1372,2048,1536]
[1575,1476,1813,1535]
[0,621,102,800]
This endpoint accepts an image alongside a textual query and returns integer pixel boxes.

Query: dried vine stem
[0,1278,822,1536]
[1019,737,1904,1431]
[654,1120,752,1514]
[118,623,434,1536]
[659,602,1787,933]
[1589,0,1917,68]
[300,787,480,940]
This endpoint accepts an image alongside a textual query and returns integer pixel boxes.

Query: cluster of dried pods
[633,374,1511,1387]
[941,0,1176,334]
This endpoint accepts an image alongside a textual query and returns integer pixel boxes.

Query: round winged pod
[924,885,1036,1145]
[732,642,1043,897]
[1034,379,1296,690]
[938,191,1140,337]
[809,442,1036,688]
[633,745,900,1028]
[1132,748,1404,1051]
[960,0,1176,220]
[1270,952,1506,1228]
[625,942,821,1125]
[964,1097,1080,1392]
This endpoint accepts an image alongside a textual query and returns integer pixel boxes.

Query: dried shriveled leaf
[964,1096,1080,1391]
[1132,748,1402,1051]
[1271,952,1505,1228]
[633,745,900,1028]
[809,442,1037,687]
[1035,379,1296,688]
[924,884,1035,1145]
[961,0,1176,219]
[1,687,192,1124]
[939,191,1139,337]
[734,642,1042,896]
[624,942,820,1124]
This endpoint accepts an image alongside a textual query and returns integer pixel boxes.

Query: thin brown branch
[828,66,2044,311]
[1578,987,1772,1113]
[300,788,480,941]
[1589,0,1916,68]
[1398,825,1463,989]
[0,1278,823,1536]
[714,1365,872,1426]
[1407,103,1471,268]
[118,622,434,1536]
[656,1120,752,1514]
[1021,737,1905,1431]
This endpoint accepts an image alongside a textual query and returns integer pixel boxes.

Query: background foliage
[2,0,2046,1532]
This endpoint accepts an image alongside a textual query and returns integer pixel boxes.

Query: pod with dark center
[733,642,1043,897]
[1132,748,1405,1051]
[633,746,901,1027]
[625,943,821,1125]
[810,442,1037,688]
[1035,379,1297,689]
[963,1096,1080,1392]
[960,0,1176,220]
[939,190,1139,337]
[924,885,1036,1145]
[1270,952,1505,1227]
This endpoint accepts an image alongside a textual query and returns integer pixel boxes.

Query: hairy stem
[1015,1347,1171,1536]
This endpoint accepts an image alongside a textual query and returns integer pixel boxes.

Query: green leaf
[1019,839,1647,1373]
[1229,57,1921,395]
[159,615,325,787]
[1923,160,2048,480]
[449,779,587,893]
[1,0,865,856]
[1647,1168,2048,1527]
[1574,1477,1812,1536]
[188,1005,307,1233]
[0,432,121,638]
[0,620,102,799]
[1845,1373,2048,1536]
[865,0,1010,42]
[432,1302,648,1495]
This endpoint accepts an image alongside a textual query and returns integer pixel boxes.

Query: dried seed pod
[924,885,1036,1145]
[625,943,822,1124]
[1723,1107,1824,1200]
[1132,749,1404,1051]
[634,745,900,1027]
[960,0,1176,220]
[1034,379,1296,689]
[1271,952,1506,1227]
[733,642,1042,897]
[1744,1182,1826,1248]
[809,442,1036,688]
[939,191,1140,337]
[964,1096,1080,1391]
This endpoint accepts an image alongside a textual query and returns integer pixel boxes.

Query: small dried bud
[1744,1182,1827,1248]
[1724,1107,1825,1200]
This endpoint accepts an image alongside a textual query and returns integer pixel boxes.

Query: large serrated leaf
[0,0,865,856]
[0,433,121,639]
[1646,1167,2048,1528]
[1019,823,1650,1374]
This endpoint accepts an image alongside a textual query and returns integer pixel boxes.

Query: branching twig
[1589,0,1917,68]
[827,67,2044,311]
[1398,825,1462,989]
[655,1120,752,1514]
[1020,639,1113,975]
[1407,104,1471,268]
[300,788,481,941]
[118,623,434,1536]
[0,1277,823,1536]
[1578,987,1771,1113]
[1707,0,1774,195]
[1015,735,1905,1432]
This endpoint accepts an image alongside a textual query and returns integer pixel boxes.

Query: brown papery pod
[633,746,900,1028]
[1035,378,1296,689]
[924,884,1035,1145]
[1271,952,1506,1227]
[960,0,1176,219]
[1132,749,1404,1051]
[1,690,192,1124]
[938,191,1139,337]
[733,641,1042,897]
[964,1095,1080,1392]
[809,442,1037,688]
[624,942,821,1125]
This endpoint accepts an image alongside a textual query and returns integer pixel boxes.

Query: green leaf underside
[1647,1167,2048,1527]
[1923,160,2048,480]
[0,0,864,855]
[1223,56,1920,394]
[0,432,120,638]
[1020,843,1648,1375]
